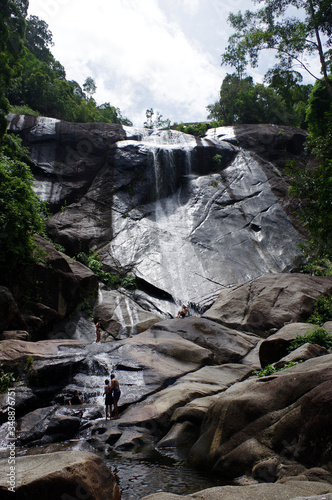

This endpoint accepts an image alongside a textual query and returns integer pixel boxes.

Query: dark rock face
[28,236,98,338]
[7,115,308,315]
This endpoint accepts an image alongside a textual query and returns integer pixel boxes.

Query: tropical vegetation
[210,0,332,262]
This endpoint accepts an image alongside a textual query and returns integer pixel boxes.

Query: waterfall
[135,130,205,310]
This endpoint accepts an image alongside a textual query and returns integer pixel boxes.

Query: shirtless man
[177,305,190,318]
[110,373,121,419]
[103,379,113,419]
[95,319,102,343]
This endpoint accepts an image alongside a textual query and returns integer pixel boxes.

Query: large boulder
[206,124,308,167]
[0,339,87,362]
[140,480,332,500]
[0,451,120,500]
[0,287,27,332]
[16,406,82,446]
[188,354,332,479]
[149,317,260,365]
[0,235,99,339]
[94,286,162,339]
[259,323,321,367]
[203,274,332,336]
[119,363,253,431]
[23,235,99,337]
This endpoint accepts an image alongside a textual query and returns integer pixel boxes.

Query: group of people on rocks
[89,304,191,421]
[68,374,121,420]
[103,374,121,420]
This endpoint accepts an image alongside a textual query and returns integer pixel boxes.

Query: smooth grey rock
[1,330,30,341]
[150,317,260,365]
[157,421,199,449]
[118,363,252,431]
[94,286,162,339]
[187,354,332,478]
[0,339,87,362]
[0,450,120,500]
[203,274,332,336]
[259,323,319,367]
[323,321,332,333]
[140,481,332,500]
[16,406,82,446]
[274,343,328,368]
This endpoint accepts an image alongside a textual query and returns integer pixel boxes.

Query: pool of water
[0,440,225,499]
[105,448,225,499]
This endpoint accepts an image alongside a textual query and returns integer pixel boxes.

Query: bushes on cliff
[0,145,45,278]
[76,251,137,290]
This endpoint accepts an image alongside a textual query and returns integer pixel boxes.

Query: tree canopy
[1,11,132,127]
[221,0,332,97]
[207,74,292,125]
[0,0,28,137]
[0,143,45,277]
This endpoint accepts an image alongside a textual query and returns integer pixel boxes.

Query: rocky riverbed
[1,118,332,499]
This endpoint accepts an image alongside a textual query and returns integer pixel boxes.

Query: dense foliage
[0,143,45,277]
[76,251,137,290]
[288,327,332,351]
[287,78,332,259]
[0,0,28,137]
[1,9,132,127]
[307,294,332,325]
[207,73,302,126]
[213,0,332,262]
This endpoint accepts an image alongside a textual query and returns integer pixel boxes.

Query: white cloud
[27,0,318,126]
[27,0,225,125]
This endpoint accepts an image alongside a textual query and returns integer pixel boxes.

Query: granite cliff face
[2,116,332,498]
[7,115,306,317]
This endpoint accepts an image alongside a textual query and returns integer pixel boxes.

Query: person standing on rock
[110,373,121,419]
[95,319,102,343]
[104,379,113,420]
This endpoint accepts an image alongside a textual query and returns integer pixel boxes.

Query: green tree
[207,73,289,125]
[222,0,332,98]
[0,152,45,277]
[306,75,332,137]
[83,76,97,99]
[4,11,132,125]
[144,108,170,129]
[0,0,28,138]
[288,84,332,259]
[24,15,54,63]
[264,68,312,127]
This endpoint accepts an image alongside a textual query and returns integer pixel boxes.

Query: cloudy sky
[27,0,317,126]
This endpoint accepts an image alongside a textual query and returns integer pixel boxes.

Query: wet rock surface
[7,115,307,314]
[2,116,332,498]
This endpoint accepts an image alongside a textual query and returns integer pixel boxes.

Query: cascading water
[111,128,222,315]
[108,125,303,317]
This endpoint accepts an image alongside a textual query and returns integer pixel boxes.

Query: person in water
[177,305,190,318]
[104,379,113,420]
[95,319,102,343]
[69,390,82,405]
[110,373,121,419]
